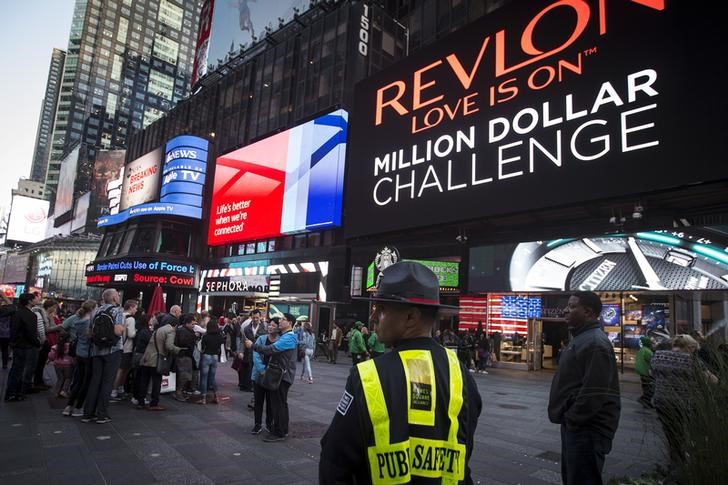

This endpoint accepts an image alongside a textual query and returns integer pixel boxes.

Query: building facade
[46,0,202,214]
[30,48,66,184]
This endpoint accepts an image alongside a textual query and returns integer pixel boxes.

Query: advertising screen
[2,253,29,283]
[6,195,50,244]
[196,0,308,84]
[90,150,126,220]
[469,228,728,292]
[54,146,80,217]
[345,0,728,237]
[366,259,459,290]
[98,136,209,227]
[119,148,163,211]
[71,192,91,231]
[208,109,348,245]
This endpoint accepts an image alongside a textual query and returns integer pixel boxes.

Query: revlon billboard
[345,0,728,237]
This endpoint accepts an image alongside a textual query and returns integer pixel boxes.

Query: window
[131,225,156,253]
[156,225,190,256]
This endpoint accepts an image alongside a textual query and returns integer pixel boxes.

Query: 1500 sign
[346,0,728,237]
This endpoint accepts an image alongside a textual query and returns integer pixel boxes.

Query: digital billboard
[194,0,308,85]
[469,228,728,292]
[119,148,163,211]
[6,196,50,244]
[54,146,80,217]
[345,0,728,237]
[2,253,29,283]
[366,259,459,290]
[98,136,209,227]
[208,109,348,245]
[71,192,90,232]
[90,149,126,221]
[85,257,198,288]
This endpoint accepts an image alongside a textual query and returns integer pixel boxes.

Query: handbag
[257,361,284,391]
[154,329,173,375]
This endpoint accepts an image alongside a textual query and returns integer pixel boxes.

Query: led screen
[208,109,348,245]
[6,196,50,244]
[98,136,209,227]
[469,228,728,292]
[345,0,728,237]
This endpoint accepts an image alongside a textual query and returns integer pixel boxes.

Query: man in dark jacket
[239,310,266,391]
[4,293,41,402]
[548,291,620,485]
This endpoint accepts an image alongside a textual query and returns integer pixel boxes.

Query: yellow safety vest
[357,348,467,484]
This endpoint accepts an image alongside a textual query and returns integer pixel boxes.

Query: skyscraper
[29,48,66,184]
[46,0,202,215]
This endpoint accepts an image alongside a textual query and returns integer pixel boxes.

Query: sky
[0,0,75,213]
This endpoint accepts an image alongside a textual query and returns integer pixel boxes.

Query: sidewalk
[0,357,664,484]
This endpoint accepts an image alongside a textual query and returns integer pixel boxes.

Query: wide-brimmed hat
[355,261,457,309]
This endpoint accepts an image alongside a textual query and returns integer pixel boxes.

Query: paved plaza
[0,357,664,484]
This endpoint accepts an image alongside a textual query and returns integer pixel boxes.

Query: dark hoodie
[548,321,621,439]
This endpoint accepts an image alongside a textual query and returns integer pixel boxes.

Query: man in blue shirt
[245,312,298,442]
[82,288,125,424]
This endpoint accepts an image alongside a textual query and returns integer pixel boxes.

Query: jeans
[301,348,313,379]
[67,356,93,409]
[199,354,218,393]
[5,347,29,398]
[84,351,122,419]
[560,424,612,485]
[253,382,273,429]
[0,338,9,368]
[268,381,291,437]
[22,347,40,391]
[137,366,162,406]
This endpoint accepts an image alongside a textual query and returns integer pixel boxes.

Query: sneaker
[62,405,73,416]
[263,433,285,443]
[130,398,139,406]
[80,416,96,423]
[173,393,188,402]
[110,390,118,399]
[251,425,263,435]
[96,417,111,424]
[71,408,84,417]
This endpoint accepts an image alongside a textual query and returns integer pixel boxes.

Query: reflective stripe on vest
[358,348,467,484]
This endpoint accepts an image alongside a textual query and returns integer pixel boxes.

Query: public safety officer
[320,261,482,484]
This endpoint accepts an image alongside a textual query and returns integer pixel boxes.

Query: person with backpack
[59,300,97,417]
[111,299,139,401]
[81,289,125,424]
[29,298,58,391]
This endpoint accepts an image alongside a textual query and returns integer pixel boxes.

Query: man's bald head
[170,305,182,318]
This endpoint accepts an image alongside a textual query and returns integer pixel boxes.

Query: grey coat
[141,324,181,368]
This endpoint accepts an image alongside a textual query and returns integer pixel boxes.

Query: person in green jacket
[635,335,654,408]
[348,321,368,366]
[367,327,385,358]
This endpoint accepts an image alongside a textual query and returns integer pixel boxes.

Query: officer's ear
[404,306,422,329]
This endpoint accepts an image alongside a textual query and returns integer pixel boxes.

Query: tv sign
[98,135,209,227]
[345,0,728,237]
[208,109,348,245]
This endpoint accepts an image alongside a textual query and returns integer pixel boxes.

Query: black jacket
[10,306,41,349]
[320,337,482,484]
[548,322,621,439]
[242,322,266,362]
[175,326,197,357]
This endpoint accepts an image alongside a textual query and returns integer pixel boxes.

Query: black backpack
[91,306,118,348]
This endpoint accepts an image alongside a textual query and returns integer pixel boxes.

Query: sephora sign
[346,0,728,237]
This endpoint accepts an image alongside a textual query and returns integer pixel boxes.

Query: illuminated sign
[346,0,728,237]
[86,259,197,275]
[98,136,209,227]
[469,228,728,292]
[208,110,348,245]
[366,259,459,289]
[6,196,50,244]
[191,0,214,87]
[86,272,196,288]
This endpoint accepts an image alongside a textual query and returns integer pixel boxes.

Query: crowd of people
[1,289,301,442]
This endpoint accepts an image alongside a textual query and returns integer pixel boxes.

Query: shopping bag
[43,362,58,387]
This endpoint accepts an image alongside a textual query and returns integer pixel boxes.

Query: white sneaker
[71,408,84,417]
[130,398,139,406]
[110,390,118,398]
[62,405,73,416]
